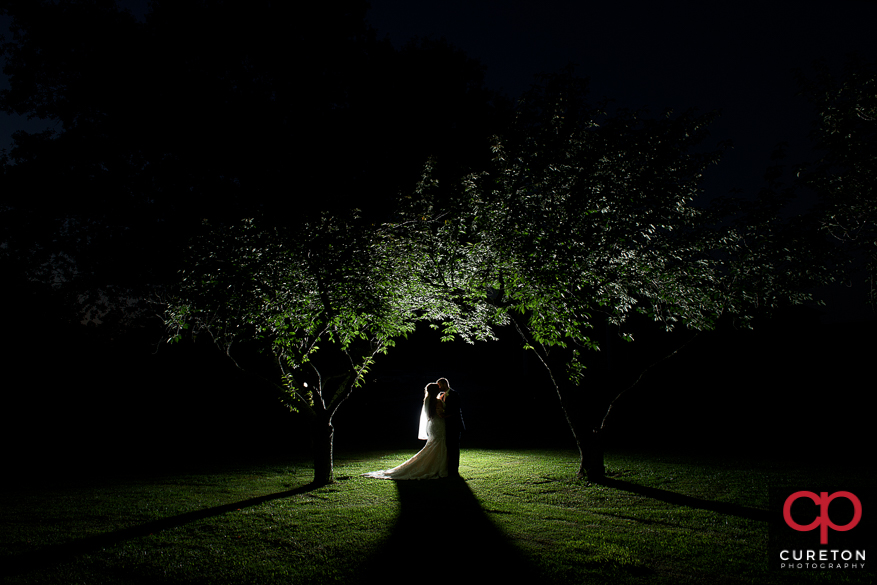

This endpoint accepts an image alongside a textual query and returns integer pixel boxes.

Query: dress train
[363,406,448,480]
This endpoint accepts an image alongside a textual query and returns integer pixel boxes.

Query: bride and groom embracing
[363,378,464,480]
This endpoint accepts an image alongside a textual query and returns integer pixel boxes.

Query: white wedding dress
[363,401,448,480]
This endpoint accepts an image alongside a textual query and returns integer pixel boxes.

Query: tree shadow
[594,477,769,522]
[355,477,541,585]
[0,482,320,579]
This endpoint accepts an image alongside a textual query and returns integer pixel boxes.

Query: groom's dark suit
[442,388,465,477]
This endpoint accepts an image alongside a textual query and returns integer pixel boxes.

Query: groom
[437,377,464,478]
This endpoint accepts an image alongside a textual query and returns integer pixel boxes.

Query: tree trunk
[509,315,608,481]
[537,371,607,482]
[576,428,605,481]
[543,378,607,482]
[311,414,335,486]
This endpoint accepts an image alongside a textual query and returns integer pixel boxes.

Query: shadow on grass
[595,477,769,522]
[0,482,320,579]
[354,477,541,585]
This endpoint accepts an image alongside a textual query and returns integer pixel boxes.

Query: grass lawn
[0,448,870,584]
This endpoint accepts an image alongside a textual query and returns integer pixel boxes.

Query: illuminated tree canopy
[165,210,505,484]
[404,72,833,479]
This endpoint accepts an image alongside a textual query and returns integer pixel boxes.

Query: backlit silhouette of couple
[363,378,464,480]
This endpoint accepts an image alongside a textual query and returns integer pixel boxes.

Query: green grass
[0,449,870,584]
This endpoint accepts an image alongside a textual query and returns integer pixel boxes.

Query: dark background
[6,0,877,210]
[1,1,874,474]
[4,306,872,476]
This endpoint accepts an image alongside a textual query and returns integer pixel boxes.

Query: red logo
[783,491,862,545]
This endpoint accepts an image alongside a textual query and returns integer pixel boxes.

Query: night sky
[4,0,877,196]
[364,0,877,198]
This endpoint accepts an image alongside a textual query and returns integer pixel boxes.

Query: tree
[411,72,826,480]
[166,214,399,485]
[165,210,502,485]
[795,55,877,305]
[2,0,507,480]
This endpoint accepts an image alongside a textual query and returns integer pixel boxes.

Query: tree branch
[598,331,699,431]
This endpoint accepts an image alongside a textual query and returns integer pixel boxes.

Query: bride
[362,383,448,480]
